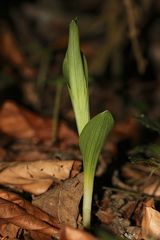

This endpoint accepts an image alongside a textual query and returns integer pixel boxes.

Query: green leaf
[79,110,114,227]
[63,20,90,134]
[79,110,114,171]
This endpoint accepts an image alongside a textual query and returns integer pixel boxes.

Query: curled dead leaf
[0,189,60,227]
[0,159,81,195]
[142,206,160,239]
[33,173,83,227]
[0,197,60,238]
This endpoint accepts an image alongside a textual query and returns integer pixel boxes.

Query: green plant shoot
[63,20,114,228]
[79,111,114,227]
[63,20,90,135]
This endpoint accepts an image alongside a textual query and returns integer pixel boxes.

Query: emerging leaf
[79,111,114,172]
[79,110,114,227]
[63,20,90,135]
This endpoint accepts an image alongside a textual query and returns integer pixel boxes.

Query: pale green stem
[83,171,94,228]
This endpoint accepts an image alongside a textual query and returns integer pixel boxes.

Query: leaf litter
[0,101,84,239]
[0,100,159,239]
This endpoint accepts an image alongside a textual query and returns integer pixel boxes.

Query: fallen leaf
[141,206,160,239]
[0,101,35,139]
[0,197,60,239]
[60,226,97,240]
[58,122,78,149]
[33,173,83,227]
[0,189,61,239]
[134,199,154,227]
[0,223,20,240]
[0,159,81,195]
[0,189,60,226]
[143,179,160,197]
[0,101,78,147]
[0,25,24,66]
[96,209,115,225]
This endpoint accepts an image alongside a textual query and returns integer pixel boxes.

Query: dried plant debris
[121,162,160,197]
[0,101,78,147]
[60,226,97,240]
[96,190,142,240]
[136,114,160,135]
[129,144,160,165]
[0,189,61,240]
[33,173,83,227]
[141,204,160,239]
[0,159,81,195]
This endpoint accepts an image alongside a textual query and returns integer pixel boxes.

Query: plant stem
[52,83,63,143]
[37,49,50,94]
[83,172,94,228]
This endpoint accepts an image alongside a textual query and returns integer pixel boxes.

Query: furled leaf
[63,20,90,134]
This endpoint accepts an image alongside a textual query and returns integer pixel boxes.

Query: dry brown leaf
[0,25,24,66]
[58,122,78,149]
[134,199,154,227]
[0,101,35,139]
[0,101,48,140]
[0,189,62,239]
[0,159,81,195]
[0,101,78,147]
[0,189,60,227]
[143,179,160,197]
[60,226,97,240]
[96,209,115,225]
[0,222,20,240]
[0,197,60,239]
[33,173,83,227]
[141,206,160,239]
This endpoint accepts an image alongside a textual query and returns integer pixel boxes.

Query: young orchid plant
[63,20,114,228]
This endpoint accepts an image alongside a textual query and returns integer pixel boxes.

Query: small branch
[124,0,147,74]
[52,83,63,144]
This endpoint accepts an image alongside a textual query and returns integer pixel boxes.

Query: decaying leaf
[0,101,36,139]
[0,159,81,195]
[33,173,83,227]
[0,101,78,147]
[60,226,97,240]
[142,206,160,239]
[0,189,60,227]
[0,24,24,66]
[0,189,62,239]
[0,194,61,239]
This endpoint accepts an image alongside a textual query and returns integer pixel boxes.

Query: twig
[37,49,51,94]
[103,186,160,200]
[52,83,63,144]
[124,0,147,74]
